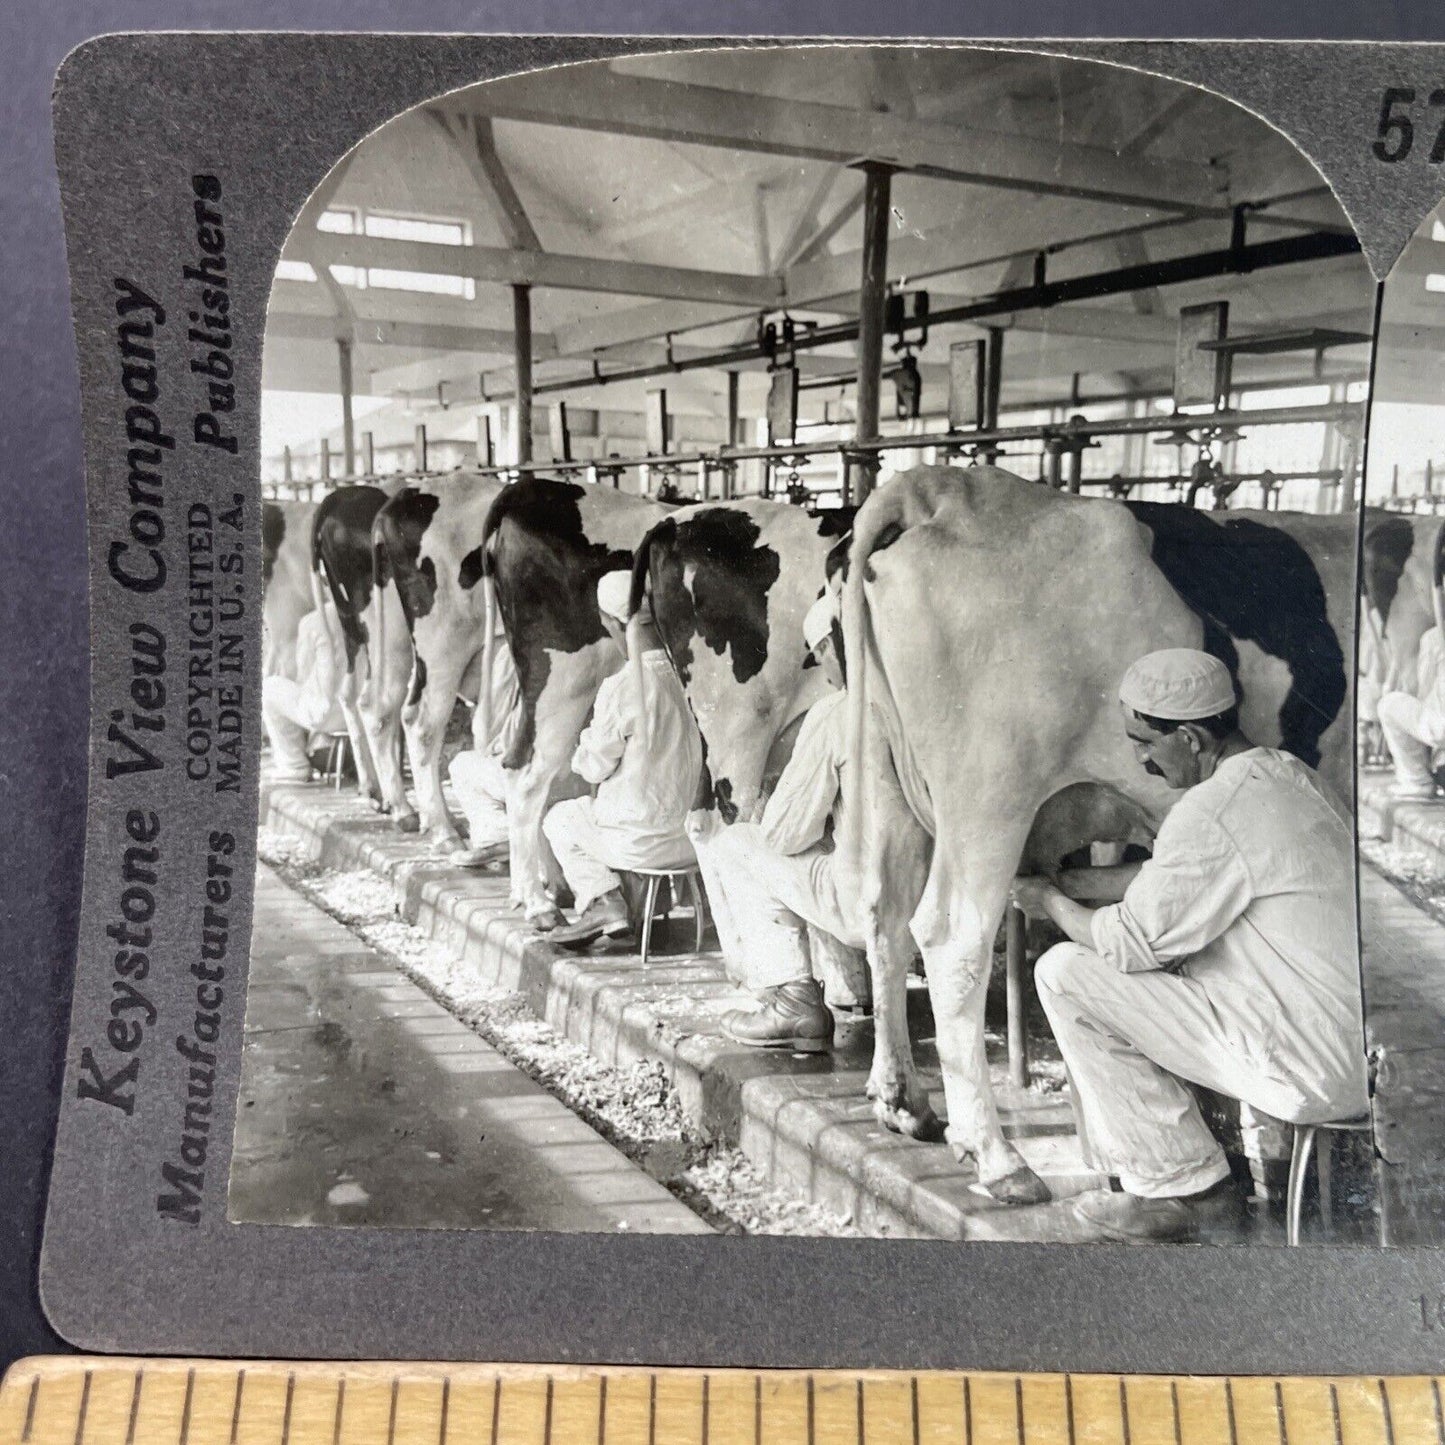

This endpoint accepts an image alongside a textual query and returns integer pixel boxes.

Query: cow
[261,498,317,680]
[1360,510,1443,706]
[479,477,669,925]
[840,466,1356,1204]
[309,482,413,816]
[629,498,872,1005]
[372,472,511,847]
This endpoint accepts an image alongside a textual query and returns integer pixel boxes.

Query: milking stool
[321,731,352,790]
[1286,1114,1374,1245]
[633,865,709,967]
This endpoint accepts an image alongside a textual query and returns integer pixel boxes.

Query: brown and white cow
[309,482,412,815]
[480,477,668,924]
[840,466,1357,1203]
[372,472,511,847]
[261,498,317,680]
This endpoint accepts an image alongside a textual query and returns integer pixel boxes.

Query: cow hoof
[983,1165,1052,1206]
[395,812,421,834]
[871,1096,946,1143]
[429,834,466,856]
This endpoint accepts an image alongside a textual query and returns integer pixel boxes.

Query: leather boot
[1071,1175,1243,1243]
[550,890,631,947]
[722,978,834,1054]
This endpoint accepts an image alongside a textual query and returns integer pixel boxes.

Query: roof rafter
[454,68,1227,215]
[427,108,542,252]
[287,232,784,308]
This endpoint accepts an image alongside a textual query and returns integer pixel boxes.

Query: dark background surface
[7,0,1445,1371]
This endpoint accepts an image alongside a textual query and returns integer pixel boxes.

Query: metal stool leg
[639,875,662,967]
[689,873,706,953]
[1317,1128,1333,1239]
[1287,1125,1317,1246]
[1005,902,1029,1089]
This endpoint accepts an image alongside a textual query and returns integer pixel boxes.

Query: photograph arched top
[262,44,1371,504]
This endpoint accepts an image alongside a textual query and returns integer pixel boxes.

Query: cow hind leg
[918,818,1049,1205]
[337,666,383,804]
[860,819,942,1143]
[402,642,471,850]
[359,655,413,825]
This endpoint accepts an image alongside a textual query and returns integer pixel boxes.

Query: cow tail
[628,521,670,752]
[1433,521,1445,642]
[309,515,346,662]
[479,555,498,752]
[372,529,390,709]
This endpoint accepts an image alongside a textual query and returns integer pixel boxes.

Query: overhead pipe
[481,225,1362,403]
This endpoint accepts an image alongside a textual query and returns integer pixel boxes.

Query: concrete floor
[228,864,711,1234]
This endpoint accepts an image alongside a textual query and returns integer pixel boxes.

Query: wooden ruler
[2,1358,1443,1444]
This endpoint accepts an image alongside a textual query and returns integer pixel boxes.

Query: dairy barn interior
[239,46,1445,1248]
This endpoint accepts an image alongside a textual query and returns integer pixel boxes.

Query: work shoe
[549,891,631,947]
[1071,1175,1243,1243]
[722,978,834,1054]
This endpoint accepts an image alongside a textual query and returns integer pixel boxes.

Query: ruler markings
[178,1369,194,1445]
[123,1370,141,1445]
[70,1372,89,1445]
[230,1370,246,1445]
[20,1377,36,1445]
[8,1366,1445,1444]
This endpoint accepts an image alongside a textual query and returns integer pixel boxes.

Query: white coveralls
[447,638,522,849]
[1378,627,1445,793]
[1035,748,1367,1199]
[704,690,863,991]
[541,650,702,913]
[261,607,347,781]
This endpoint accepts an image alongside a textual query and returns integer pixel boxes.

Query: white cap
[803,594,836,653]
[596,571,633,623]
[1119,648,1236,721]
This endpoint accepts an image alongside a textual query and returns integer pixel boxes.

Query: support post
[282,445,293,483]
[414,423,428,474]
[513,282,533,465]
[478,413,494,468]
[337,337,356,478]
[361,430,375,477]
[1005,904,1030,1089]
[726,369,739,449]
[851,162,894,504]
[319,437,332,483]
[983,326,1004,431]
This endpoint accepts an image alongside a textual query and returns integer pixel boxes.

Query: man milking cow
[544,572,703,947]
[261,595,347,783]
[1011,648,1368,1243]
[707,593,860,1054]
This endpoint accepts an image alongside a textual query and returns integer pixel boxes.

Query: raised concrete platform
[261,781,1100,1241]
[1360,768,1445,867]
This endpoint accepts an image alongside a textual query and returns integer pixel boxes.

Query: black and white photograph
[232,43,1382,1247]
[1356,198,1445,1247]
